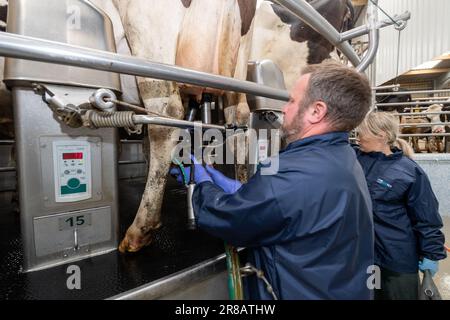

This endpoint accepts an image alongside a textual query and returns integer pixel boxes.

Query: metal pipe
[376,89,450,96]
[340,11,411,42]
[132,115,226,131]
[399,133,450,137]
[413,97,450,101]
[273,0,360,67]
[376,101,450,107]
[392,112,450,117]
[373,84,401,91]
[356,0,379,73]
[404,106,448,110]
[399,123,450,128]
[201,96,212,125]
[0,140,15,145]
[0,32,289,102]
[2,139,144,145]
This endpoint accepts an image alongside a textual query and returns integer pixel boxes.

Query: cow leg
[119,80,184,253]
[224,93,250,183]
[412,137,420,153]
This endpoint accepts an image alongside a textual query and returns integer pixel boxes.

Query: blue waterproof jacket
[193,132,374,300]
[354,147,446,273]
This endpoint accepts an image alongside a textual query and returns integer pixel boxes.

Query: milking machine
[4,0,121,272]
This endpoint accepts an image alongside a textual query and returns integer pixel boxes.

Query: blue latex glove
[170,156,213,185]
[419,258,439,277]
[205,165,243,194]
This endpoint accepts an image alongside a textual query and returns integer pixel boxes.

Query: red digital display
[63,153,83,160]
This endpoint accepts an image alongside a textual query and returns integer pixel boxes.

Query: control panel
[53,141,92,203]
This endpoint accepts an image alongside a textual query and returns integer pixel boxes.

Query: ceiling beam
[435,54,450,60]
[404,68,450,76]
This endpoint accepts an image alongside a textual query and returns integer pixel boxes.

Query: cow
[106,0,259,253]
[440,101,450,152]
[105,0,355,253]
[400,104,445,153]
[375,88,412,114]
[250,0,354,91]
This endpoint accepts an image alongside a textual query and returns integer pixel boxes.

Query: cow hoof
[118,232,153,253]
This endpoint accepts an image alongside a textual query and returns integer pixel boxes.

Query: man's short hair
[301,60,372,131]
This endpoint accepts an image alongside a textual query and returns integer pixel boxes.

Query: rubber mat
[0,178,225,300]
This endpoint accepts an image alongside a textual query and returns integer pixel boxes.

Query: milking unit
[4,0,121,272]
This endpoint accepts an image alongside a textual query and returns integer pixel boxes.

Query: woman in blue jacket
[355,111,446,300]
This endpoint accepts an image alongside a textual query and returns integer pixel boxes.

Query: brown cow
[401,104,445,153]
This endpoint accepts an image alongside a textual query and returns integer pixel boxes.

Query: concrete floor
[434,216,450,300]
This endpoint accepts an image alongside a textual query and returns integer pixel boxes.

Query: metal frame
[376,89,450,96]
[341,12,411,42]
[392,112,450,117]
[0,31,289,102]
[399,133,450,138]
[373,84,401,91]
[399,123,450,128]
[0,0,410,101]
[377,101,450,107]
[109,254,228,300]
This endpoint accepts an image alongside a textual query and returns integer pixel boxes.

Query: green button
[67,178,81,189]
[61,184,87,195]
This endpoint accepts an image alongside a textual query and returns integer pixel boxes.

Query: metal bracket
[32,83,85,128]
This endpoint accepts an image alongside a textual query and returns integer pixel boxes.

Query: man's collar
[285,132,350,151]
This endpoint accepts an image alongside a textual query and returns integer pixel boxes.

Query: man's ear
[308,101,328,124]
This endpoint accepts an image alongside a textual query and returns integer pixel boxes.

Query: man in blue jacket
[171,60,374,299]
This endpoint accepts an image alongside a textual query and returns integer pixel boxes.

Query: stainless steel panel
[247,60,287,112]
[413,154,450,217]
[110,254,229,300]
[33,207,112,257]
[4,0,120,91]
[13,86,119,272]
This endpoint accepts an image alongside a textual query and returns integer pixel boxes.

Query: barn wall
[376,0,450,85]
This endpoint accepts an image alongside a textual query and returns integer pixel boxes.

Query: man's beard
[280,124,300,145]
[281,108,306,145]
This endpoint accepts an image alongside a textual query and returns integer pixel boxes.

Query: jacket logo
[376,178,392,189]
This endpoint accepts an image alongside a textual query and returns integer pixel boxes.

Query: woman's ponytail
[394,138,414,159]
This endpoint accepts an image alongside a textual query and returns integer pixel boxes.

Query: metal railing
[376,89,450,96]
[399,133,450,138]
[372,88,450,148]
[377,101,450,107]
[0,139,145,145]
[399,123,450,128]
[341,12,411,42]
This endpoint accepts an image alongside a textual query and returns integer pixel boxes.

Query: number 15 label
[59,214,92,231]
